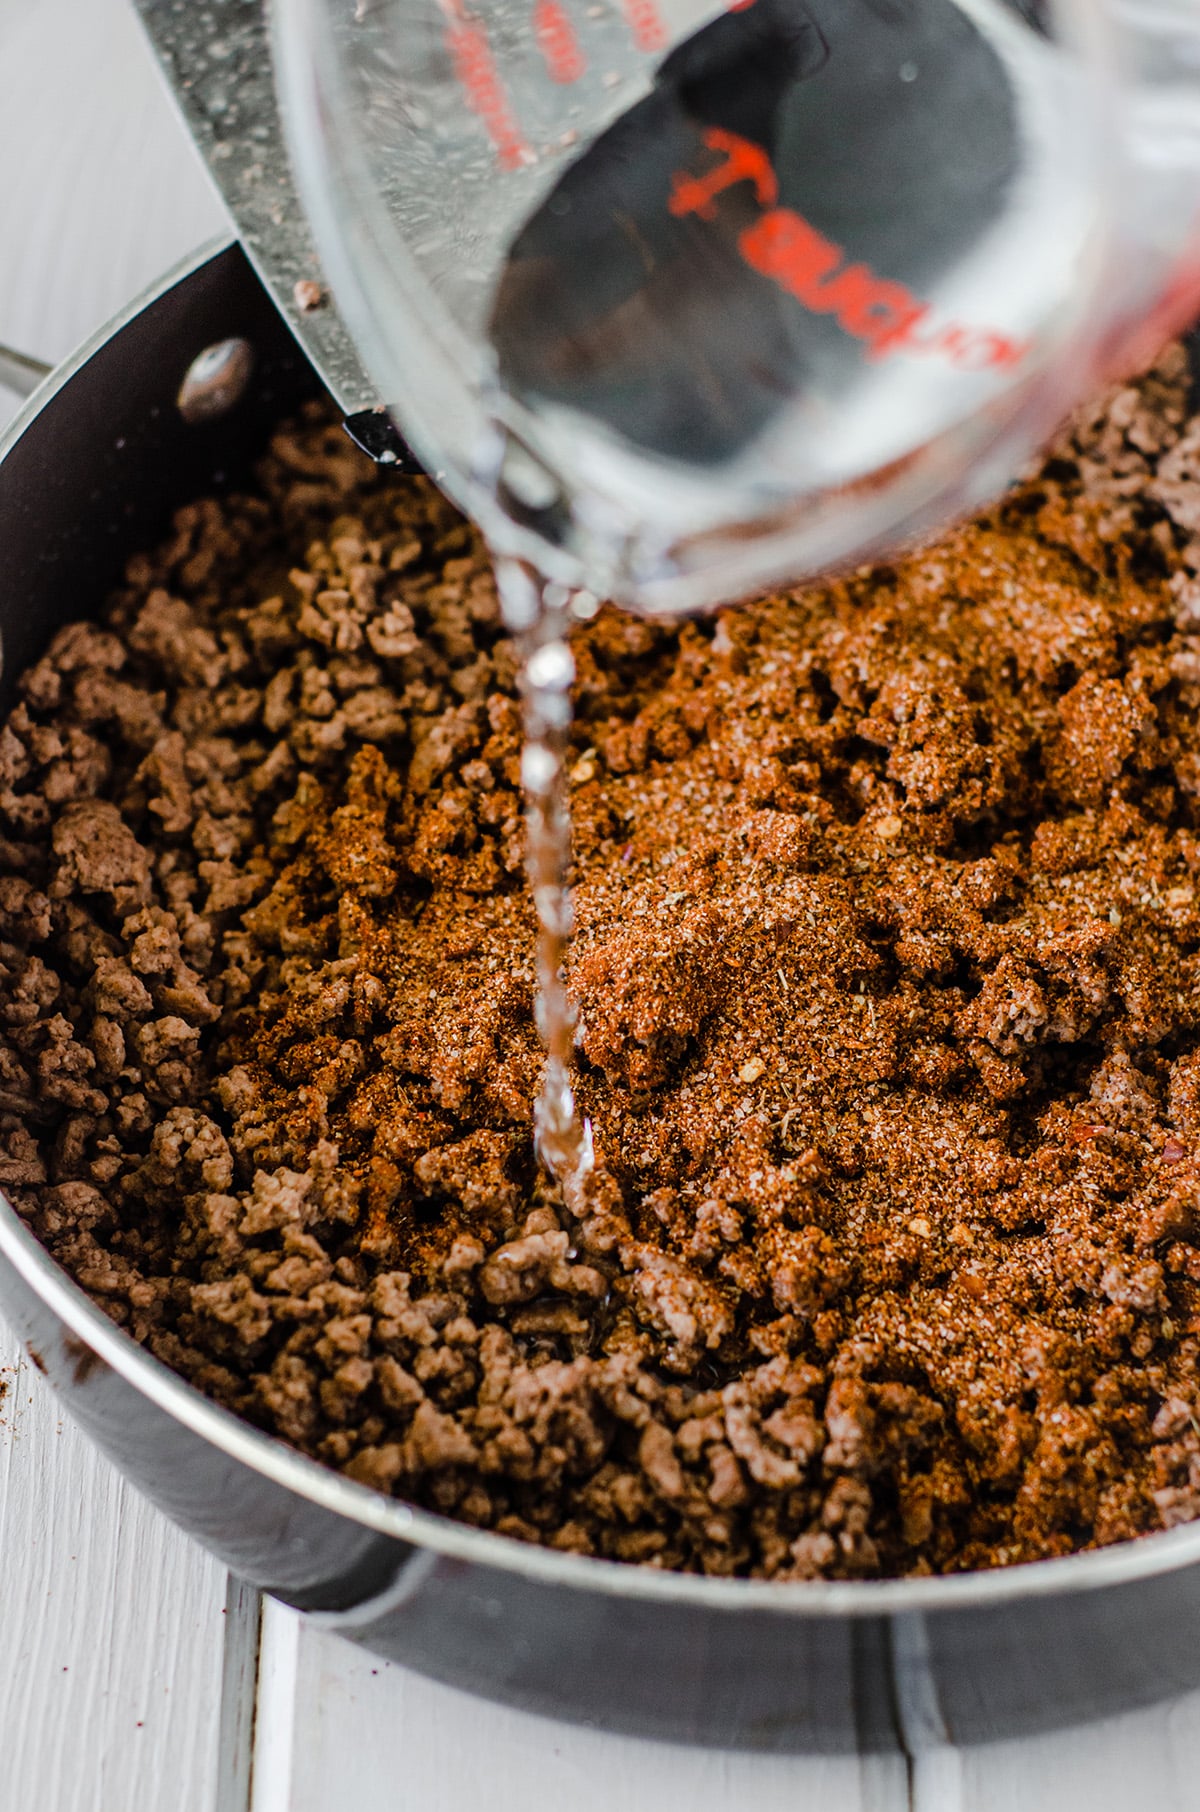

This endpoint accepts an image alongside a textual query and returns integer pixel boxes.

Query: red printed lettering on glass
[804,263,931,360]
[669,126,778,219]
[623,0,666,52]
[737,208,840,298]
[534,0,586,84]
[444,4,528,171]
[924,325,1033,372]
[672,128,1033,375]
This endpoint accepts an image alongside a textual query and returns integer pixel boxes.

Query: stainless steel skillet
[5,237,1200,1753]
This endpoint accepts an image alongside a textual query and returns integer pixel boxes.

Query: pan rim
[4,234,1199,1620]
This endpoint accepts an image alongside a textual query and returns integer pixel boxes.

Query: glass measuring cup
[272,0,1200,616]
[272,0,1200,1200]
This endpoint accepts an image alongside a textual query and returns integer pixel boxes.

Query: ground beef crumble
[6,351,1200,1579]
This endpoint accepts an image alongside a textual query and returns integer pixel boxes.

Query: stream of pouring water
[471,0,1079,1203]
[494,557,596,1211]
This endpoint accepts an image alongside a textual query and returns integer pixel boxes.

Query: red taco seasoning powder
[4,345,1200,1578]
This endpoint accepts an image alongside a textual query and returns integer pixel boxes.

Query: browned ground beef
[4,346,1200,1578]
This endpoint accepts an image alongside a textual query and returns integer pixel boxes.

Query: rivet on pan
[177,337,255,425]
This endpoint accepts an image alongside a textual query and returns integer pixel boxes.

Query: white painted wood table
[3,3,1200,1806]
